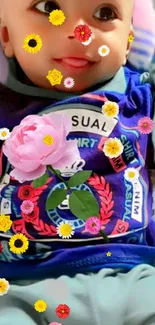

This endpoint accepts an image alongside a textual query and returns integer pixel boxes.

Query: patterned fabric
[0,66,155,280]
[128,0,155,72]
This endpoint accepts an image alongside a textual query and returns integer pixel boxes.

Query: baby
[0,0,155,325]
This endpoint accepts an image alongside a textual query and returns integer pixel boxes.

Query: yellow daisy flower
[49,9,66,26]
[0,214,12,232]
[102,101,119,118]
[128,35,134,43]
[23,34,42,54]
[0,128,10,140]
[124,168,139,183]
[57,221,75,239]
[46,69,63,86]
[0,278,10,296]
[103,137,124,158]
[34,299,47,312]
[9,233,29,254]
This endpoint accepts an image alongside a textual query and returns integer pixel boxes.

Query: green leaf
[32,172,49,189]
[68,170,92,187]
[69,190,99,220]
[54,169,61,175]
[46,188,67,210]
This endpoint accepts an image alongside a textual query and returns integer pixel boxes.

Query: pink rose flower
[3,113,80,183]
[85,216,101,235]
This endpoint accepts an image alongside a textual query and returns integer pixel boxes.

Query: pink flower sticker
[20,200,34,214]
[49,323,62,325]
[3,114,80,183]
[137,117,154,134]
[85,217,101,235]
[64,77,75,89]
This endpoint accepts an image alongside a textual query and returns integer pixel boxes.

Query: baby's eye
[34,0,60,14]
[94,7,117,21]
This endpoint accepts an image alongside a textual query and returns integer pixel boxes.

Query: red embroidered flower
[74,24,92,42]
[18,185,35,200]
[55,304,70,319]
[21,205,39,224]
[0,242,3,254]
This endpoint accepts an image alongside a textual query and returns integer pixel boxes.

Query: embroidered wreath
[88,174,114,228]
[12,176,57,239]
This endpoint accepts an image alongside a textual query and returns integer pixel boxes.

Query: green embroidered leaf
[46,188,67,210]
[32,172,49,189]
[69,190,99,220]
[68,170,92,187]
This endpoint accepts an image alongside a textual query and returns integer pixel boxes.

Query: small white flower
[57,221,75,239]
[82,36,92,46]
[0,128,10,140]
[64,77,75,89]
[124,168,139,183]
[98,45,110,57]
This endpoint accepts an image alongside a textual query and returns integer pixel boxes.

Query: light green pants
[0,264,155,325]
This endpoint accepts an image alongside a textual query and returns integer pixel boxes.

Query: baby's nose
[68,36,75,39]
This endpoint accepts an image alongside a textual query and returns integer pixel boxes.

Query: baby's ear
[0,25,14,57]
[123,26,134,65]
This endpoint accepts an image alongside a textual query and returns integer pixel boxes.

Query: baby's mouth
[53,57,95,71]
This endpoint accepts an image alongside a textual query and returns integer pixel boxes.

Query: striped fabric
[128,0,155,71]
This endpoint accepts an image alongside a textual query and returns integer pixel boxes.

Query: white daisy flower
[124,168,139,183]
[82,36,92,46]
[98,45,110,57]
[57,221,75,239]
[0,128,10,140]
[64,77,75,89]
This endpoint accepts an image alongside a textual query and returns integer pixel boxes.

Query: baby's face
[0,0,133,92]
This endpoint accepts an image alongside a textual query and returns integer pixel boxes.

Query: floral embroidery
[21,205,39,224]
[88,174,114,227]
[23,34,42,53]
[18,185,35,200]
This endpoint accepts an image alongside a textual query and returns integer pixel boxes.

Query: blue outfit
[0,47,155,324]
